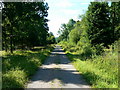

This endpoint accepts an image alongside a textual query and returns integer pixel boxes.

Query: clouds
[47,16,69,37]
[45,0,90,37]
[55,0,74,8]
[80,3,90,5]
[62,9,79,15]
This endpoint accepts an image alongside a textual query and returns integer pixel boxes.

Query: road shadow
[28,45,90,88]
[31,67,90,87]
[43,46,70,65]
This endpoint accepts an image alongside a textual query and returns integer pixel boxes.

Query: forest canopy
[2,2,55,53]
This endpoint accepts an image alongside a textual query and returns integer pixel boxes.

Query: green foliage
[69,28,80,45]
[67,19,76,31]
[57,19,76,42]
[114,24,120,40]
[2,45,54,88]
[58,41,74,51]
[110,2,120,41]
[47,32,56,44]
[76,28,95,57]
[57,1,119,88]
[60,40,118,88]
[3,69,27,88]
[58,2,120,55]
[57,24,68,42]
[2,2,49,53]
[86,2,111,47]
[73,48,118,88]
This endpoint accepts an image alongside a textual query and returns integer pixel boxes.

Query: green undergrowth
[59,43,118,88]
[2,45,54,88]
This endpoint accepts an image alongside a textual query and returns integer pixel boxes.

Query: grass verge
[2,45,54,88]
[60,44,118,88]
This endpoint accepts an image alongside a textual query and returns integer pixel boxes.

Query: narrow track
[27,45,90,88]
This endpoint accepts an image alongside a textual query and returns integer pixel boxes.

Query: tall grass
[59,41,118,88]
[2,45,54,88]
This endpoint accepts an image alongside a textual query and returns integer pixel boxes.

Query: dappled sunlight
[63,44,118,88]
[2,0,119,89]
[28,67,89,88]
[2,46,54,88]
[27,45,90,88]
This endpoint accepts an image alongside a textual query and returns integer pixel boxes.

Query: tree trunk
[22,37,24,50]
[10,27,13,53]
[4,29,8,52]
[112,2,115,52]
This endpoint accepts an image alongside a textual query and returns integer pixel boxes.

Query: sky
[45,0,94,37]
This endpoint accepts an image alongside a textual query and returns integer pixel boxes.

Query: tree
[47,32,56,44]
[86,2,111,47]
[68,20,81,45]
[57,19,76,42]
[2,2,49,53]
[69,28,81,45]
[67,19,76,32]
[110,2,120,41]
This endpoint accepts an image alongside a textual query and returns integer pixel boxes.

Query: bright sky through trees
[45,0,94,37]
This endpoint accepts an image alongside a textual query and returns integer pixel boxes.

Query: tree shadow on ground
[2,48,50,88]
[31,67,90,87]
[2,50,48,75]
[28,46,90,87]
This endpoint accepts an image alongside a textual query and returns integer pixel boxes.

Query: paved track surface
[27,45,90,88]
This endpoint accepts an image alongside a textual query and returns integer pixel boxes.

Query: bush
[60,38,118,88]
[64,41,118,88]
[3,68,27,88]
[69,28,81,45]
[94,44,104,55]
